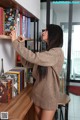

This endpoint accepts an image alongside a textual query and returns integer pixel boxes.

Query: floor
[68,93,80,120]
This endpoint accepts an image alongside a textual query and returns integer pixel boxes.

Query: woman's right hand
[10,30,29,42]
[10,30,17,42]
[18,35,25,42]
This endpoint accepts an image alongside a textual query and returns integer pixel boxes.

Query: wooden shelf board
[0,35,11,40]
[0,85,33,120]
[0,0,38,19]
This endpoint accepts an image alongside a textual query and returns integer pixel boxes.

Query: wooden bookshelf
[0,0,37,19]
[0,0,39,118]
[0,85,34,120]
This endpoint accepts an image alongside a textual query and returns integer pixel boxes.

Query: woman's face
[42,29,48,43]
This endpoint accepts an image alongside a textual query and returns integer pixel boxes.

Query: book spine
[27,18,31,38]
[22,70,24,89]
[20,14,22,35]
[20,70,24,91]
[17,73,20,94]
[0,7,4,35]
[7,80,12,103]
[22,16,26,37]
[25,17,27,38]
[0,79,12,103]
[16,13,20,37]
[4,8,16,34]
[5,73,18,97]
[6,71,21,94]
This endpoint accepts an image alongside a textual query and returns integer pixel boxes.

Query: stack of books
[0,7,31,38]
[0,67,27,103]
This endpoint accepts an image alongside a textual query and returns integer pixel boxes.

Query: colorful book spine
[27,18,31,38]
[0,7,4,35]
[0,79,12,103]
[14,67,27,88]
[4,8,16,35]
[25,17,28,38]
[16,13,20,37]
[20,14,23,35]
[22,16,26,37]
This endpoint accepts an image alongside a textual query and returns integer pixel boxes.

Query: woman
[10,24,64,120]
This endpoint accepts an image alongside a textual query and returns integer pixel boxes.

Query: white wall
[15,0,40,19]
[0,40,15,73]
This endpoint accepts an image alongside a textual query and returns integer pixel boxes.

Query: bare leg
[40,109,56,120]
[34,104,41,120]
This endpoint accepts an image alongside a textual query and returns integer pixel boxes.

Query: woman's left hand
[10,30,17,42]
[18,35,25,42]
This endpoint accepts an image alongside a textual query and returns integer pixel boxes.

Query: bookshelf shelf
[0,35,11,40]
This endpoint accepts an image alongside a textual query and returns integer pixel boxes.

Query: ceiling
[41,0,53,2]
[41,0,47,2]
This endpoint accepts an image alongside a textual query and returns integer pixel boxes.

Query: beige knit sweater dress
[12,40,64,111]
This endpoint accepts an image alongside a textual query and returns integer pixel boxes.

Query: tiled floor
[68,93,80,120]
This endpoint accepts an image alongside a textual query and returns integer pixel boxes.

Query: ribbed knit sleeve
[12,40,62,66]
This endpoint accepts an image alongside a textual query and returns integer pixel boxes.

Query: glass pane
[70,3,80,80]
[50,1,69,89]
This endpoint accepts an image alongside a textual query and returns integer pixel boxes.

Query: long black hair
[38,24,63,80]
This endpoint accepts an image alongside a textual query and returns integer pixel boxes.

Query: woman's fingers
[10,30,17,41]
[10,30,30,42]
[18,35,29,42]
[18,35,25,42]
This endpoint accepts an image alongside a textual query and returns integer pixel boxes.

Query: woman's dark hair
[38,24,63,80]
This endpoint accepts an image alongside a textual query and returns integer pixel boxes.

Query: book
[6,71,21,94]
[25,17,28,38]
[22,16,26,37]
[4,8,16,35]
[0,79,12,103]
[20,14,23,35]
[10,69,24,90]
[16,11,20,37]
[27,18,31,38]
[0,7,4,35]
[5,73,18,97]
[14,67,27,87]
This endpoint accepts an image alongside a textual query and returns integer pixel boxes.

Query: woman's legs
[34,104,41,120]
[34,104,56,120]
[40,109,56,120]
